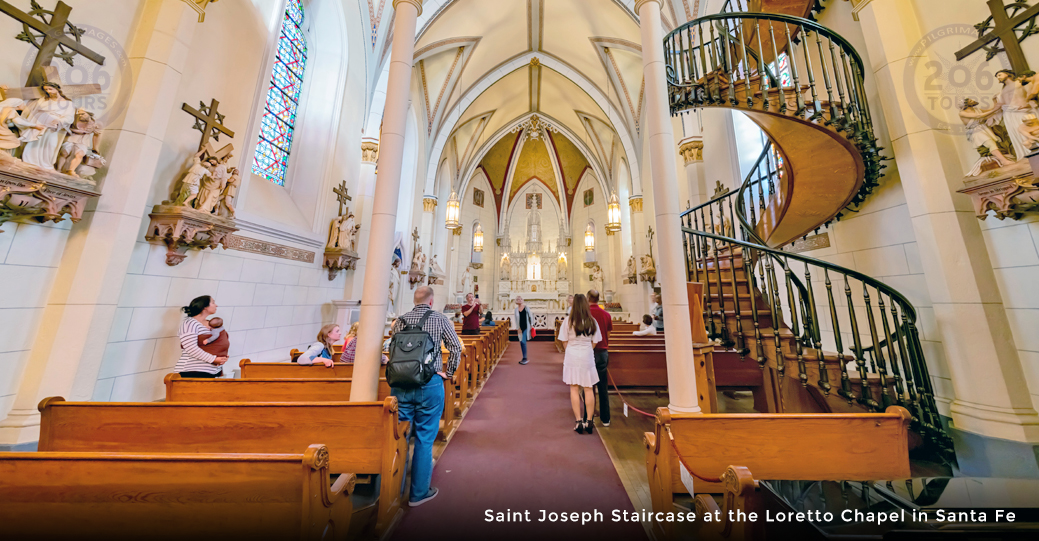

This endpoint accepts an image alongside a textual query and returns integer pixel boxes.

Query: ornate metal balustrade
[680,142,954,461]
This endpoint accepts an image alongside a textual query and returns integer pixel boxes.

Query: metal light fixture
[606,191,621,233]
[584,223,595,252]
[445,190,461,230]
[473,223,484,252]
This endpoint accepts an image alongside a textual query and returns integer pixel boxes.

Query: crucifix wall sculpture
[0,0,106,86]
[955,0,1039,72]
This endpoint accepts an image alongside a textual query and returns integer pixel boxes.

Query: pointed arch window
[252,0,308,186]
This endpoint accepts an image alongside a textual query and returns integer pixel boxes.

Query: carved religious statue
[591,264,604,293]
[340,213,358,252]
[323,181,360,279]
[171,148,218,208]
[557,253,567,278]
[960,98,1016,176]
[218,168,241,218]
[428,254,446,285]
[388,258,402,317]
[978,70,1039,160]
[625,255,637,284]
[146,100,239,266]
[500,254,511,281]
[460,264,474,295]
[411,245,427,273]
[639,254,657,285]
[0,82,74,171]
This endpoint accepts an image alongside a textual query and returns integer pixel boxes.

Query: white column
[350,0,422,402]
[346,138,379,300]
[637,0,700,413]
[0,0,200,446]
[679,137,706,207]
[856,0,1039,443]
[420,196,436,264]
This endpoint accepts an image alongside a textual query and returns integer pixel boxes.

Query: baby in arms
[199,317,230,357]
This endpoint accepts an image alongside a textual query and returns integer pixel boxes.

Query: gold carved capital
[361,140,380,164]
[678,139,704,165]
[629,196,643,213]
[423,197,437,212]
[392,0,423,17]
[451,227,462,236]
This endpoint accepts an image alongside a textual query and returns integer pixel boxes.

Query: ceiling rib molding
[425,52,642,198]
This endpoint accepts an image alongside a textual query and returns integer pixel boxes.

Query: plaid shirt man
[391,304,463,377]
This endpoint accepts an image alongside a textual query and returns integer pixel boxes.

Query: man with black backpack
[386,285,462,507]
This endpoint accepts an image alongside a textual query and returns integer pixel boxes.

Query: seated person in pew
[482,310,496,326]
[175,295,228,378]
[198,316,230,357]
[344,321,360,347]
[633,314,657,336]
[299,324,341,368]
[341,327,390,364]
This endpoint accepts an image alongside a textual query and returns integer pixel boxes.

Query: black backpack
[385,310,438,389]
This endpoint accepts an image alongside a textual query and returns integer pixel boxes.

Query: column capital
[634,0,661,14]
[361,139,380,164]
[392,0,423,17]
[629,196,643,212]
[678,137,704,165]
[422,196,437,212]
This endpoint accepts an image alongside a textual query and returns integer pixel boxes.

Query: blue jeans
[391,375,445,501]
[519,331,528,359]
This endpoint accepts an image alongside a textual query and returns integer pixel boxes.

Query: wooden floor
[595,389,756,537]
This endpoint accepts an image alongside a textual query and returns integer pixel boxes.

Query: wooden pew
[38,396,408,534]
[0,444,355,540]
[644,406,912,540]
[165,373,392,402]
[240,359,386,379]
[608,349,669,387]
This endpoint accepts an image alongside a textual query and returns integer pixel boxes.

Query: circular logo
[20,23,132,125]
[903,24,1011,134]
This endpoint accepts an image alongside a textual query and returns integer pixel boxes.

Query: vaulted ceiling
[385,0,709,209]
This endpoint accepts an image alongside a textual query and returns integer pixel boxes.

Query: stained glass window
[252,0,308,186]
[763,53,793,90]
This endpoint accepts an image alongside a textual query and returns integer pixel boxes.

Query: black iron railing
[665,11,885,210]
[680,142,952,460]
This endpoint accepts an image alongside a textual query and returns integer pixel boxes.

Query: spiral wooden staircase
[667,1,954,460]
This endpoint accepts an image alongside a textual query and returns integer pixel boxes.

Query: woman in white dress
[558,293,602,434]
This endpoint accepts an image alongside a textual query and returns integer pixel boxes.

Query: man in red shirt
[461,293,481,335]
[587,289,614,426]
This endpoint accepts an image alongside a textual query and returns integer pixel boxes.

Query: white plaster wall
[0,0,141,419]
[978,215,1039,412]
[94,240,345,401]
[0,222,70,418]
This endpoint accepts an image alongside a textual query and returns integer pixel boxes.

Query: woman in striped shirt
[175,295,228,378]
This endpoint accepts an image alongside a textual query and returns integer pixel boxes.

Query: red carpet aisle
[390,341,648,541]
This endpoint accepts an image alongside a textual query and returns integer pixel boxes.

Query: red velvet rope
[666,426,723,483]
[605,369,657,418]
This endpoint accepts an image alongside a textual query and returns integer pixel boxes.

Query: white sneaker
[602,421,610,427]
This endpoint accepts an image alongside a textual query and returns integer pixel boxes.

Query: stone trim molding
[224,234,317,263]
[678,138,704,164]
